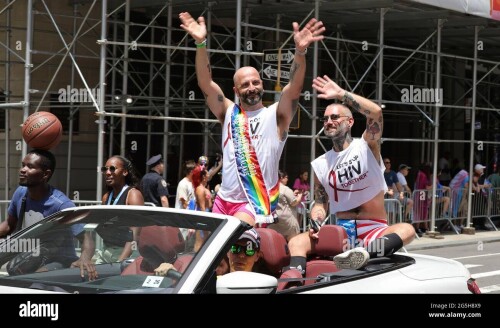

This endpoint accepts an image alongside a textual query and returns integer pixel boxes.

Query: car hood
[398,252,470,280]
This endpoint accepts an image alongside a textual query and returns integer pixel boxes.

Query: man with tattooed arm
[286,76,415,274]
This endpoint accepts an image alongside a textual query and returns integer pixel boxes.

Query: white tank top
[311,138,387,214]
[217,103,286,203]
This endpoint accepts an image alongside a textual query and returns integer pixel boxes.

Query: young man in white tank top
[286,76,415,273]
[179,12,325,226]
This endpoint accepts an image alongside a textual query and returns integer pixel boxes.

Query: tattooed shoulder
[217,94,224,102]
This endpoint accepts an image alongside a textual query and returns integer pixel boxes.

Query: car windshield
[0,206,225,294]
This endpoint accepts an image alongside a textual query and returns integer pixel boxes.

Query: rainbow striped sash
[231,104,279,223]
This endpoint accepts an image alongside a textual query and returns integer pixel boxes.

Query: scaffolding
[1,0,500,232]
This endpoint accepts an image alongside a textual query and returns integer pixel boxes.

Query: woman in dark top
[97,155,144,263]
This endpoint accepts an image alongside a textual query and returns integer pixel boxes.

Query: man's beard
[240,89,264,106]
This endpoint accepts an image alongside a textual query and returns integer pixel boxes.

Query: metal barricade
[384,198,403,225]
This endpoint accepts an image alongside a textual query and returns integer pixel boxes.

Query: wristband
[195,39,207,48]
[295,47,307,56]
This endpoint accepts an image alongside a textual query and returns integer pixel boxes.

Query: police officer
[140,154,170,207]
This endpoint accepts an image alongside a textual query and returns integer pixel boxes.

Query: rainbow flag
[231,104,279,221]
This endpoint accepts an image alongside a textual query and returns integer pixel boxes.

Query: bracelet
[195,39,207,48]
[295,47,307,56]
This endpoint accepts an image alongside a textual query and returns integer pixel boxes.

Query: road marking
[479,284,500,294]
[471,270,500,279]
[464,264,483,269]
[452,252,500,260]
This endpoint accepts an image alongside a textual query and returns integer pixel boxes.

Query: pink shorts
[212,196,255,220]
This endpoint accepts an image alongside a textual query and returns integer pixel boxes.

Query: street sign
[262,65,290,81]
[263,49,294,64]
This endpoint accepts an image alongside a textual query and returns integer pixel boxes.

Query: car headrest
[255,228,290,276]
[138,226,185,270]
[313,225,347,257]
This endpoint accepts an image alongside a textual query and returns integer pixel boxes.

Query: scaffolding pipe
[120,0,131,156]
[22,0,33,159]
[65,2,79,197]
[4,0,11,201]
[309,0,321,199]
[429,19,443,234]
[163,2,172,180]
[466,26,481,230]
[96,0,108,200]
[234,0,242,104]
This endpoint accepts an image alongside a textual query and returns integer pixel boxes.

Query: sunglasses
[100,165,119,173]
[319,114,351,123]
[230,244,256,257]
[384,162,391,164]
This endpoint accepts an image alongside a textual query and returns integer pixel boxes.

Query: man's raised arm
[179,12,232,123]
[277,18,324,138]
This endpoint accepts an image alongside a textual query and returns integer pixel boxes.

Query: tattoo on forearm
[344,92,361,113]
[315,184,328,204]
[367,120,381,140]
[217,94,224,102]
[289,62,300,83]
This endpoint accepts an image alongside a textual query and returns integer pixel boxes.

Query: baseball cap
[238,228,261,249]
[146,154,162,166]
[474,164,486,171]
[398,164,411,170]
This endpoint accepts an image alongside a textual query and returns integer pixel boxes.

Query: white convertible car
[0,206,480,294]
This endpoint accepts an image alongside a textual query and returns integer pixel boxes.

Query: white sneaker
[333,247,370,270]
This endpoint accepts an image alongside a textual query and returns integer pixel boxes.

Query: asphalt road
[412,241,500,294]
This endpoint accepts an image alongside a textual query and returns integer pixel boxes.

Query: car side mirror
[216,271,277,294]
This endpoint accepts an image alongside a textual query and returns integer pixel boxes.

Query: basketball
[22,111,63,150]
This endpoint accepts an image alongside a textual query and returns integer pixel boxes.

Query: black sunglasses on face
[101,166,118,173]
[320,114,351,123]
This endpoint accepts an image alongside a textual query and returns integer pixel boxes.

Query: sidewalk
[405,229,500,251]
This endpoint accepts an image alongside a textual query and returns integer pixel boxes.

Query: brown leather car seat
[121,226,185,275]
[255,228,290,277]
[304,225,347,285]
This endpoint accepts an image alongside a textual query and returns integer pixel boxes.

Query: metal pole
[146,23,155,172]
[203,4,212,157]
[466,26,481,230]
[120,0,130,156]
[377,8,386,105]
[164,2,172,180]
[96,0,107,200]
[310,0,320,197]
[22,0,33,159]
[4,0,11,201]
[66,2,78,197]
[429,19,443,233]
[243,7,251,67]
[234,0,242,104]
[109,15,118,158]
